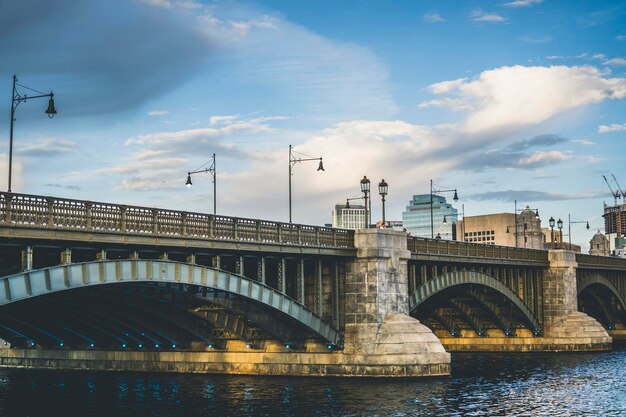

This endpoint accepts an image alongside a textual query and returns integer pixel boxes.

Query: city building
[332,203,366,230]
[455,207,543,249]
[589,231,610,256]
[603,203,626,252]
[402,194,457,239]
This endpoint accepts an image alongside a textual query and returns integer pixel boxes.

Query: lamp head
[45,93,57,118]
[345,199,350,209]
[535,209,540,219]
[360,176,370,193]
[378,179,388,196]
[557,218,563,229]
[442,215,447,225]
[549,216,555,228]
[317,158,324,172]
[186,173,192,187]
[453,190,459,201]
[506,226,510,234]
[586,221,590,230]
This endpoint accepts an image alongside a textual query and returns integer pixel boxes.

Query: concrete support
[60,249,72,265]
[277,258,285,293]
[257,257,265,284]
[186,254,196,265]
[21,247,33,271]
[342,229,450,376]
[96,250,106,261]
[296,259,304,303]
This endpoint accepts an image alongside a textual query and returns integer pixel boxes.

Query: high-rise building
[332,203,366,230]
[455,207,543,249]
[402,194,457,239]
[603,203,626,251]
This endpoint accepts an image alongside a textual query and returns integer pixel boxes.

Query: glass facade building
[402,194,458,239]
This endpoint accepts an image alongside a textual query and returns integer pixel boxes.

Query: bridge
[0,192,623,376]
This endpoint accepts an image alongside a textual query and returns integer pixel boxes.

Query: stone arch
[0,259,341,346]
[578,274,626,324]
[409,269,541,334]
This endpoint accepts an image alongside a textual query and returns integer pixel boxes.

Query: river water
[0,348,624,416]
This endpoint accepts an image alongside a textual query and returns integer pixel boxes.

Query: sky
[1,0,625,250]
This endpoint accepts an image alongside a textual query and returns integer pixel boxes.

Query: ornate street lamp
[288,144,324,223]
[378,179,388,227]
[360,176,370,229]
[549,216,555,245]
[557,218,563,248]
[8,75,57,192]
[186,153,216,214]
[430,179,458,238]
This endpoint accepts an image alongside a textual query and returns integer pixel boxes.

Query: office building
[332,203,366,230]
[455,207,543,249]
[402,194,457,239]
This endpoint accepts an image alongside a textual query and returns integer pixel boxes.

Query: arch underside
[0,260,341,350]
[578,276,626,330]
[410,271,541,337]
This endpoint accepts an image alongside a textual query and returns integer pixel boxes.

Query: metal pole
[382,194,386,226]
[462,203,465,241]
[430,179,433,238]
[568,214,571,249]
[364,191,368,229]
[288,145,292,223]
[8,75,16,193]
[212,153,216,215]
[514,200,518,247]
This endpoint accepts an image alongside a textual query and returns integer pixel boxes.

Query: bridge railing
[576,253,626,270]
[407,236,549,263]
[0,192,355,249]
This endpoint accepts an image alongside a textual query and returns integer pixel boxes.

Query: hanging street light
[8,75,58,192]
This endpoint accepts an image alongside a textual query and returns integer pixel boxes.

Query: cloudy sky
[1,0,625,249]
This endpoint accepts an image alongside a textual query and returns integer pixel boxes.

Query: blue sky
[1,0,625,249]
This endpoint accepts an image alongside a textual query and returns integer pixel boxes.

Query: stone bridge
[0,192,623,376]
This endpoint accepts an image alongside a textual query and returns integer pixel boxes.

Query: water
[0,348,624,416]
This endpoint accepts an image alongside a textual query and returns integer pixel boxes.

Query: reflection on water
[0,348,624,416]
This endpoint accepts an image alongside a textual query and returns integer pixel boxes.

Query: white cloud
[17,139,79,157]
[470,10,507,23]
[519,150,572,166]
[617,35,626,41]
[603,58,626,66]
[425,65,626,133]
[125,122,272,146]
[423,13,446,23]
[503,0,543,7]
[148,110,169,116]
[209,115,240,126]
[573,139,595,146]
[418,98,473,111]
[598,123,626,133]
[427,78,468,94]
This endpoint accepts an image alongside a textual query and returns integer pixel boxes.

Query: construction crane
[603,174,622,206]
[611,174,626,200]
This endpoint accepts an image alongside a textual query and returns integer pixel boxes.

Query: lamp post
[8,75,57,192]
[289,144,324,223]
[186,153,216,214]
[378,179,388,227]
[557,218,563,249]
[568,214,590,250]
[549,216,555,245]
[360,176,370,229]
[430,179,458,238]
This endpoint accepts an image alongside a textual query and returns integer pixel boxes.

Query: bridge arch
[0,259,341,346]
[578,274,626,328]
[409,270,541,334]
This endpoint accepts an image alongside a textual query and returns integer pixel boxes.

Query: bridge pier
[541,250,611,351]
[340,229,450,376]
